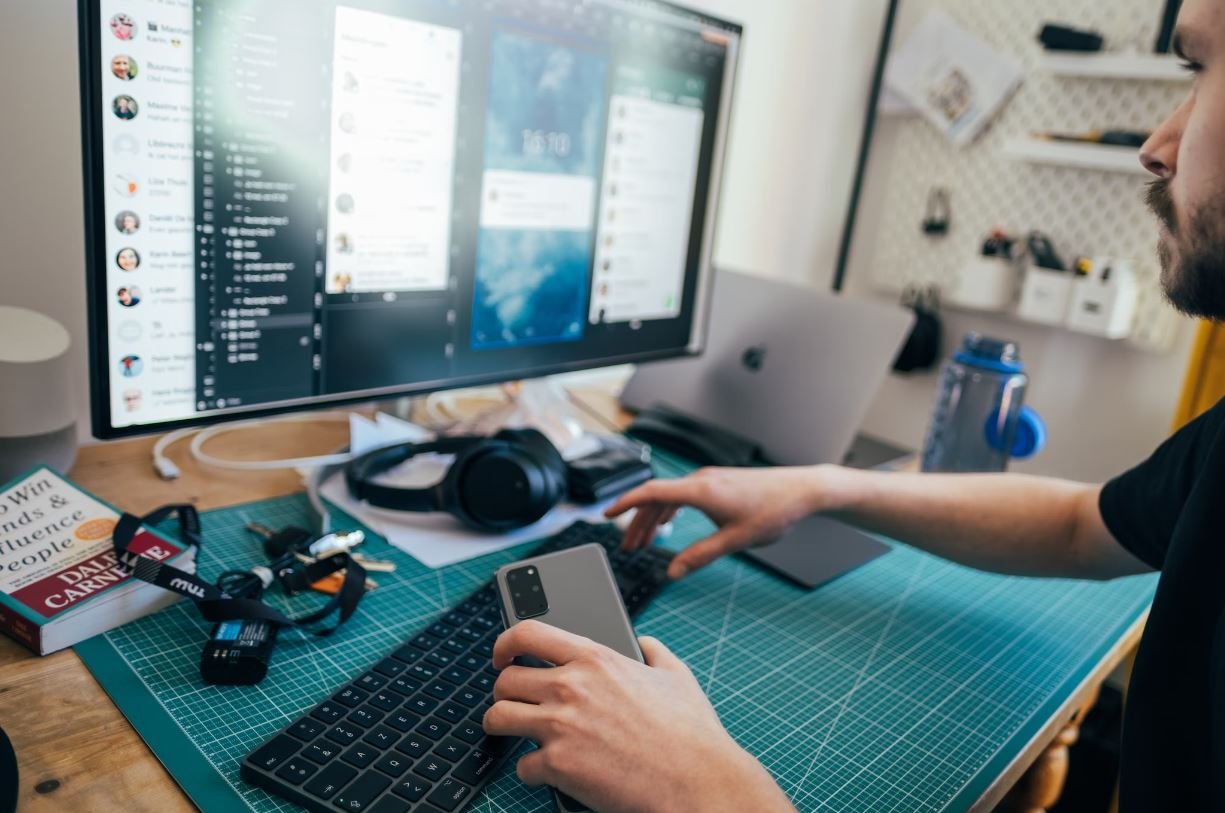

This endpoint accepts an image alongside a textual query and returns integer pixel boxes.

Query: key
[392,777,431,803]
[385,711,421,733]
[275,758,317,785]
[289,717,325,741]
[413,758,448,782]
[432,738,468,763]
[453,749,496,786]
[249,735,298,772]
[375,753,410,778]
[312,702,347,724]
[396,734,429,758]
[347,706,381,728]
[416,717,447,740]
[303,762,357,800]
[309,529,366,558]
[303,741,340,765]
[427,777,472,812]
[341,743,377,769]
[333,770,390,811]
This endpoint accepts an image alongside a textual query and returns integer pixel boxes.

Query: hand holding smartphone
[494,543,643,812]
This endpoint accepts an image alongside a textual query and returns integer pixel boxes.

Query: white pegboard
[865,0,1190,351]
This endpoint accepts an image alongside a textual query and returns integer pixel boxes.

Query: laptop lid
[621,269,914,466]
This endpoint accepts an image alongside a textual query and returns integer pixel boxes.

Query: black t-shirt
[1099,397,1225,811]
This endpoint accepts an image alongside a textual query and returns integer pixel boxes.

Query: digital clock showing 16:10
[522,129,573,158]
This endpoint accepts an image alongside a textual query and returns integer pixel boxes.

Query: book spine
[0,600,43,655]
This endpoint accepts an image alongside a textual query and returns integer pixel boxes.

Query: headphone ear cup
[450,442,564,531]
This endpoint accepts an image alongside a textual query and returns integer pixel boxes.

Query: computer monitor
[79,0,741,439]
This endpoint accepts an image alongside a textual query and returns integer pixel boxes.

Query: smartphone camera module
[507,565,549,619]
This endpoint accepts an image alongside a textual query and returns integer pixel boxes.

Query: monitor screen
[80,0,740,438]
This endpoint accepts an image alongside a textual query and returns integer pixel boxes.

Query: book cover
[0,466,195,655]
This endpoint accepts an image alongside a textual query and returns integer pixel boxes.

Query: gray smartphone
[494,542,643,813]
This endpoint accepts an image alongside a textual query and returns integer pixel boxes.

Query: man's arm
[608,466,1154,581]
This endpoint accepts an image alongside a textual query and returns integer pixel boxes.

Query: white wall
[0,0,886,443]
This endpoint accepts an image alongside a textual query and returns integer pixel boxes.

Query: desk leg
[996,684,1100,813]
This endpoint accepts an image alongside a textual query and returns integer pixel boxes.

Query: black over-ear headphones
[344,428,568,532]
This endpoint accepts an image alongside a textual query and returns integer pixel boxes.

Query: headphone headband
[345,436,483,512]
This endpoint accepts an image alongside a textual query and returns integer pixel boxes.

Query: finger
[668,526,752,580]
[515,749,552,787]
[638,635,686,673]
[493,665,556,704]
[605,479,702,519]
[493,619,596,670]
[483,700,552,742]
[624,503,673,550]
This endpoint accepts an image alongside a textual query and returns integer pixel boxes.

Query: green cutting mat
[76,453,1157,812]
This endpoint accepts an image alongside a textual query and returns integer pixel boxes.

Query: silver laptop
[621,269,914,466]
[620,269,914,589]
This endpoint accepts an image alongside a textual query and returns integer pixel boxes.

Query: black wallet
[567,438,654,504]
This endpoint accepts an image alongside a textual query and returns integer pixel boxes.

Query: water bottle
[921,333,1046,473]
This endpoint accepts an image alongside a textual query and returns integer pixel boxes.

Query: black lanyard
[112,504,366,635]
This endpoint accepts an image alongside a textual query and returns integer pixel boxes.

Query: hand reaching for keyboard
[605,466,824,579]
[484,620,793,813]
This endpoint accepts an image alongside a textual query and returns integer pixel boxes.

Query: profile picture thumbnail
[335,193,355,214]
[116,247,140,272]
[113,133,140,157]
[110,13,137,41]
[113,95,139,120]
[113,174,139,197]
[111,54,138,81]
[119,355,143,378]
[115,210,140,234]
[122,389,142,412]
[117,286,141,308]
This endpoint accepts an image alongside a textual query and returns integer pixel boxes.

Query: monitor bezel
[79,0,742,440]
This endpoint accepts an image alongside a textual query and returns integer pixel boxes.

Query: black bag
[893,285,942,374]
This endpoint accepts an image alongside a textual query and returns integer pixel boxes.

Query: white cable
[188,412,356,471]
[152,412,359,479]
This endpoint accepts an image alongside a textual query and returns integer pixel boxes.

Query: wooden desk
[0,398,1140,812]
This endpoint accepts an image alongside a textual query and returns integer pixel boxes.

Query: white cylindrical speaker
[0,306,78,482]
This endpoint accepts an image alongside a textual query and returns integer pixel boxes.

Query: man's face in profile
[1142,0,1225,320]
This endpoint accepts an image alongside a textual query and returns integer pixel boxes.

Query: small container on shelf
[947,229,1020,313]
[1016,232,1074,326]
[1065,257,1139,339]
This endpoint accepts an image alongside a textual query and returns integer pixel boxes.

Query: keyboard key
[409,634,439,651]
[409,664,439,682]
[391,777,431,803]
[355,672,387,692]
[375,752,410,778]
[395,734,429,759]
[452,688,481,707]
[453,722,482,744]
[325,723,361,746]
[388,676,421,696]
[469,674,495,694]
[473,585,497,604]
[334,687,369,708]
[457,626,482,643]
[289,717,325,741]
[473,638,494,658]
[436,703,466,724]
[426,651,455,669]
[370,797,412,813]
[333,771,390,811]
[341,744,377,769]
[369,690,401,713]
[432,738,469,763]
[391,645,422,664]
[249,735,299,772]
[424,681,455,700]
[413,757,448,782]
[385,711,420,733]
[442,666,472,685]
[428,623,454,639]
[441,638,468,656]
[416,717,448,740]
[374,658,407,678]
[303,762,357,800]
[303,741,341,765]
[362,725,399,750]
[404,695,437,715]
[443,611,469,626]
[275,758,317,785]
[347,706,381,728]
[458,654,484,672]
[312,702,347,724]
[452,749,497,786]
[427,777,472,812]
[457,600,482,615]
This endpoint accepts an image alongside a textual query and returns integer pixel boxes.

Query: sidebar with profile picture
[100,0,197,427]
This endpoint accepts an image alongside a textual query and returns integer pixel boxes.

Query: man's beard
[1147,178,1225,320]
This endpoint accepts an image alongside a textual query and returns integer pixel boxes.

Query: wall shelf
[1037,53,1189,82]
[1003,137,1147,175]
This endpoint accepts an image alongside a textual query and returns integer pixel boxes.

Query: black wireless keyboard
[241,521,674,813]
